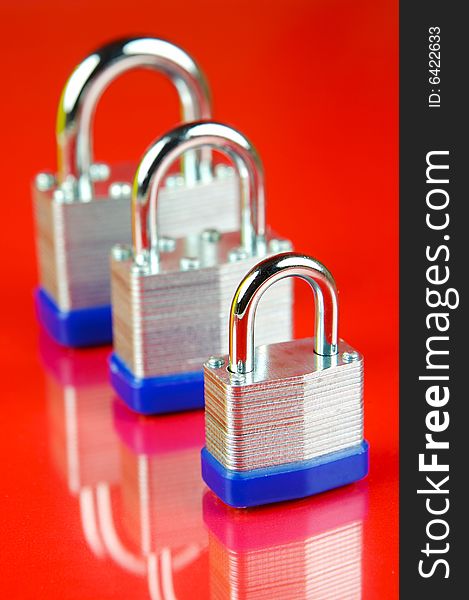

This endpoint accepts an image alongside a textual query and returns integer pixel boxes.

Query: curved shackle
[56,36,212,200]
[229,253,339,374]
[132,121,266,271]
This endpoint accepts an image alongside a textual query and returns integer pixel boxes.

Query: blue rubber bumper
[109,353,204,415]
[201,440,369,508]
[34,288,112,348]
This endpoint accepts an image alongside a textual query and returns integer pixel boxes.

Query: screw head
[269,238,293,253]
[35,172,56,192]
[52,188,66,203]
[228,247,249,263]
[159,236,177,253]
[342,351,360,363]
[180,256,200,271]
[89,163,111,182]
[201,228,221,243]
[206,356,225,369]
[229,371,246,385]
[131,262,150,276]
[112,244,133,261]
[165,174,185,188]
[109,182,131,199]
[215,164,234,179]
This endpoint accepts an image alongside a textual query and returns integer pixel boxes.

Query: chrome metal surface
[56,37,212,199]
[204,337,364,471]
[132,121,266,272]
[229,253,339,374]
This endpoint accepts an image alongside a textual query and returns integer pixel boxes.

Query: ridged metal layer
[204,338,364,471]
[33,169,238,310]
[111,231,293,378]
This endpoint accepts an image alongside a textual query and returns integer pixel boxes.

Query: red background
[0,1,398,598]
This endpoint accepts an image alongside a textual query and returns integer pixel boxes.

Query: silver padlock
[109,121,294,415]
[34,36,238,348]
[202,252,369,508]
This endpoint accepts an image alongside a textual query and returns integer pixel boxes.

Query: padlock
[109,120,294,415]
[204,485,366,599]
[202,252,369,508]
[34,36,239,348]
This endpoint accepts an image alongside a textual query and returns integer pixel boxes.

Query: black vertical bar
[400,1,465,596]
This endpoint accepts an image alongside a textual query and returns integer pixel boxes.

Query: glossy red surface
[0,1,398,597]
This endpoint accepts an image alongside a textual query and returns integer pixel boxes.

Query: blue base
[201,441,369,508]
[34,288,112,348]
[109,353,204,415]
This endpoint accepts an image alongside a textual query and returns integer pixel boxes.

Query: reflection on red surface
[113,401,208,599]
[1,0,398,596]
[39,332,376,599]
[40,333,120,558]
[204,484,367,599]
[41,331,208,598]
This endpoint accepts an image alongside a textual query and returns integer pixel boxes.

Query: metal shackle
[56,36,212,200]
[131,120,266,272]
[229,253,339,374]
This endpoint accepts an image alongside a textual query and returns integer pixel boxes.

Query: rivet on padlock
[34,37,240,347]
[201,252,369,508]
[109,121,294,415]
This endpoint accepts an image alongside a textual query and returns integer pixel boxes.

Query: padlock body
[202,337,368,507]
[111,232,293,379]
[109,230,293,413]
[34,191,132,311]
[33,166,238,346]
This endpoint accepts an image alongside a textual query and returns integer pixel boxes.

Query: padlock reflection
[204,484,367,600]
[105,402,209,597]
[41,332,120,558]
